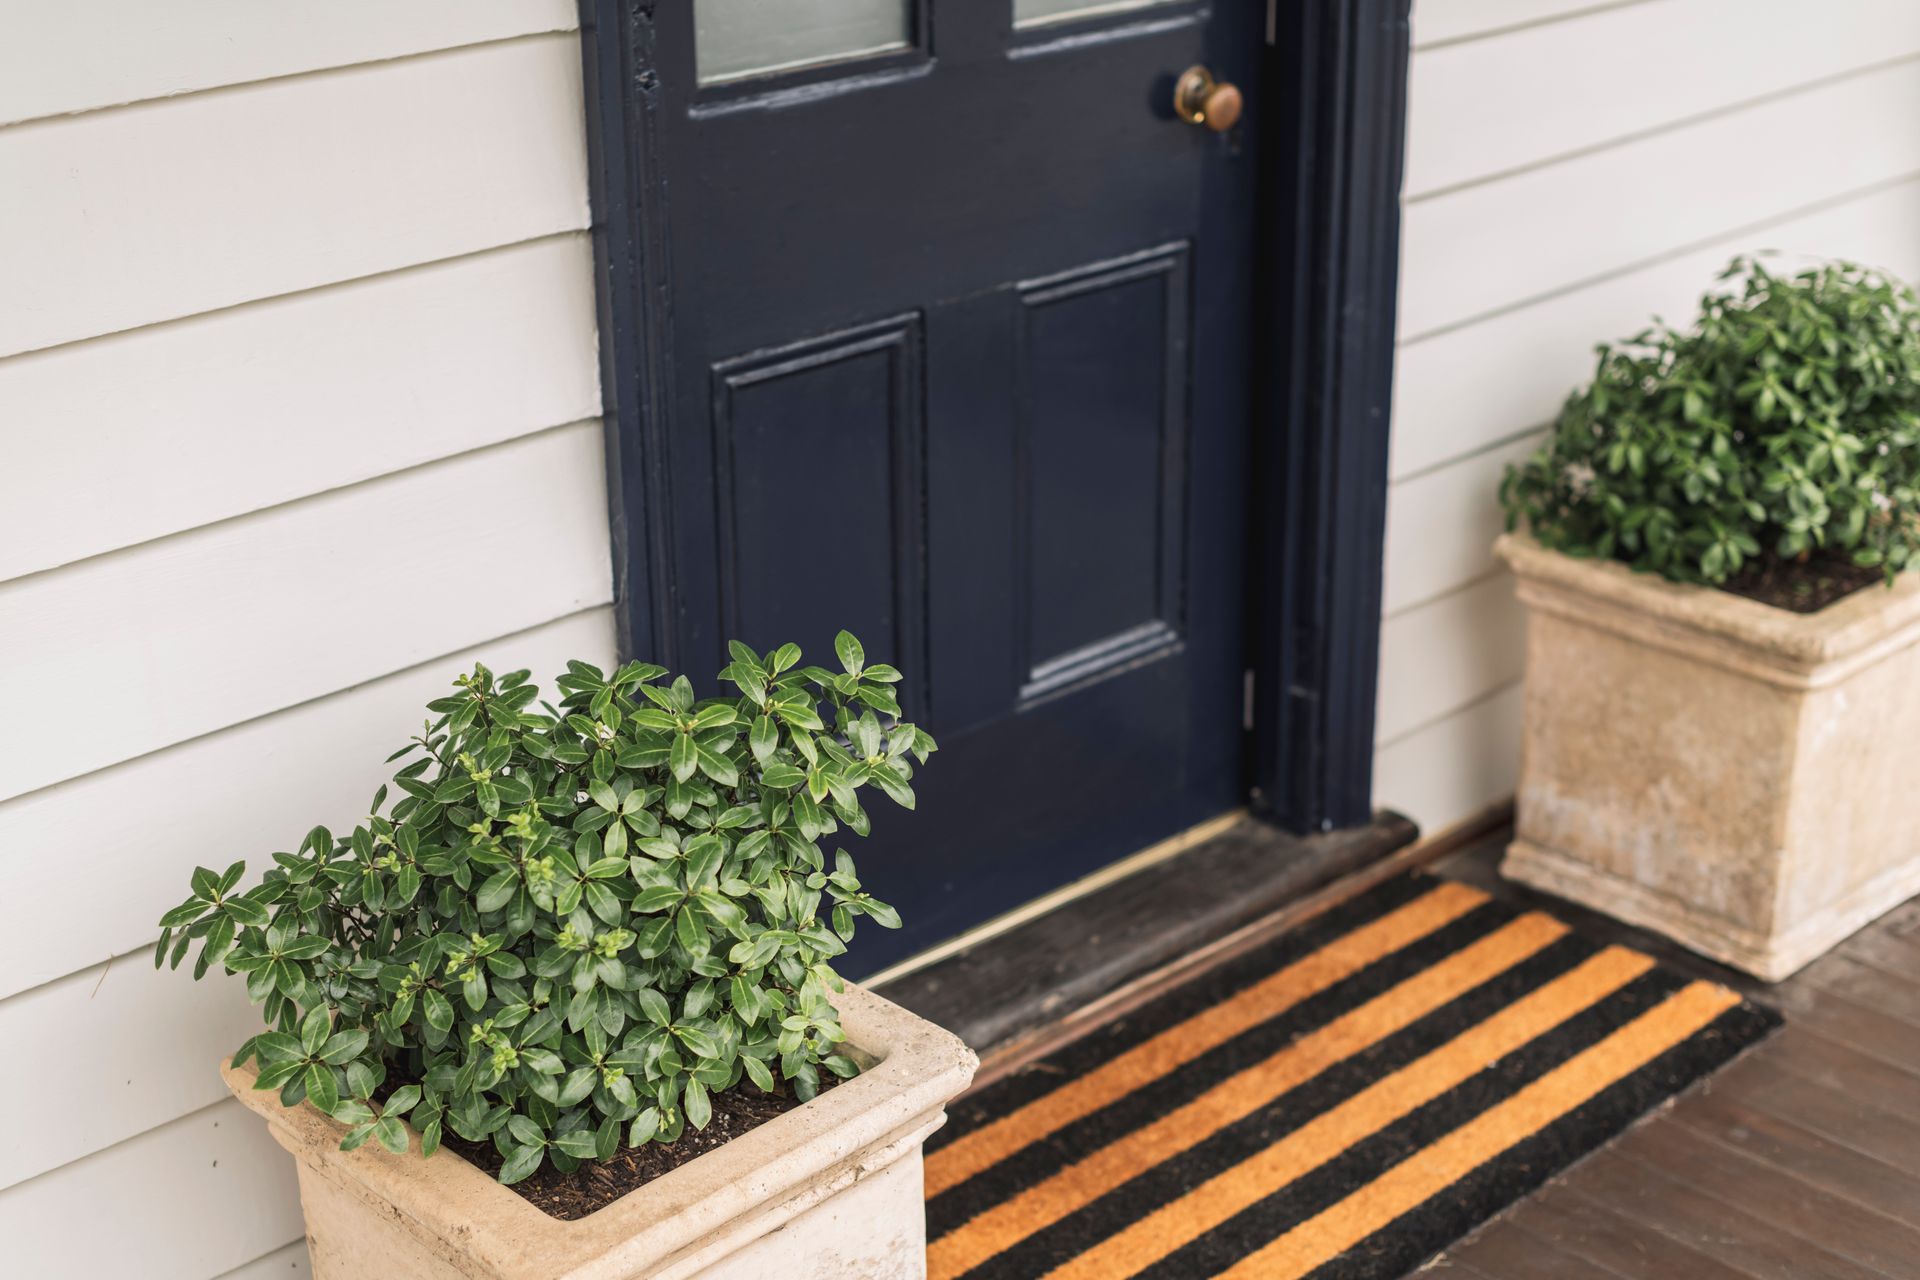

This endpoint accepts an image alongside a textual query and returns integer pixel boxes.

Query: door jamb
[579,0,676,668]
[1246,0,1412,834]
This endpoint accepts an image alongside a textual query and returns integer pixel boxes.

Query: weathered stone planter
[223,985,975,1280]
[1497,533,1920,980]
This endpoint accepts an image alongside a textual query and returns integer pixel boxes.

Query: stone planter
[222,985,975,1280]
[1497,533,1920,980]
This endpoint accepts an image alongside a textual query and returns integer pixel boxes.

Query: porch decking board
[1470,1185,1758,1280]
[1759,985,1920,1080]
[1552,1154,1886,1280]
[1432,829,1920,1278]
[1599,1113,1920,1278]
[1793,954,1920,1037]
[1426,1216,1629,1280]
[1834,922,1920,984]
[1704,1053,1920,1182]
[1665,1093,1920,1233]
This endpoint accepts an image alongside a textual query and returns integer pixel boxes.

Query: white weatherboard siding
[1375,1,1920,835]
[0,9,610,1278]
[0,0,577,126]
[0,234,601,581]
[0,33,590,357]
[0,422,611,800]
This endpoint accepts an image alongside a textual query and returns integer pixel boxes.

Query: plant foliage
[1501,256,1920,585]
[158,633,933,1184]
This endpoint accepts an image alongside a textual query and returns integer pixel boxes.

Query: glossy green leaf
[304,1062,339,1114]
[374,1115,410,1154]
[499,1144,544,1185]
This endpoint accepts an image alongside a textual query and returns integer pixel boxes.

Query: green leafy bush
[1501,257,1920,585]
[158,633,933,1184]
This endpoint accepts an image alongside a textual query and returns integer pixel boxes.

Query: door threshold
[861,809,1249,991]
[873,808,1422,1078]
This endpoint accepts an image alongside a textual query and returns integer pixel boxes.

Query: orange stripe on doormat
[1042,946,1656,1279]
[924,880,1487,1199]
[1217,981,1742,1280]
[925,909,1563,1280]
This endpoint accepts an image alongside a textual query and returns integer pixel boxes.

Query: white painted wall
[0,6,613,1277]
[1375,0,1920,835]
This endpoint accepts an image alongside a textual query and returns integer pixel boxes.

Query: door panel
[710,315,929,717]
[1016,247,1188,701]
[639,1,1266,972]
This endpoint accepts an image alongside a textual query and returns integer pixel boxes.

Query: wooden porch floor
[1427,829,1920,1280]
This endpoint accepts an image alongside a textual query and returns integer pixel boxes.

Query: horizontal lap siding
[1399,59,1920,339]
[0,34,590,357]
[1391,178,1920,482]
[1381,429,1542,615]
[0,0,577,125]
[0,15,610,1278]
[0,234,601,580]
[1377,1,1920,834]
[1375,683,1525,830]
[1409,0,1649,48]
[1375,575,1525,746]
[1405,0,1920,197]
[0,1101,304,1280]
[0,423,612,800]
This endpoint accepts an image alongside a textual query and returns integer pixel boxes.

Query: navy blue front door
[633,2,1268,971]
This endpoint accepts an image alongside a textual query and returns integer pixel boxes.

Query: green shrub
[1501,256,1920,585]
[158,633,933,1184]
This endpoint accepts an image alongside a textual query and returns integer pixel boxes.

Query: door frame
[1247,0,1411,833]
[574,0,1411,835]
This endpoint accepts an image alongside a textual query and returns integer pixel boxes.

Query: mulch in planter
[1722,551,1884,613]
[920,872,1778,1280]
[441,1074,837,1221]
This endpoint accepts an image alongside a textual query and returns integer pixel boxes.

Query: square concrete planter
[1498,533,1920,981]
[223,985,975,1279]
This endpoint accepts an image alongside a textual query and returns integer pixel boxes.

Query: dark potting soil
[1720,551,1884,613]
[439,1075,837,1220]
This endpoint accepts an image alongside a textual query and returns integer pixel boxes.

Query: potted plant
[157,633,975,1278]
[1497,256,1920,981]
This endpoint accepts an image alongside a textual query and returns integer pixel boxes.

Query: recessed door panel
[1017,247,1189,702]
[711,316,927,713]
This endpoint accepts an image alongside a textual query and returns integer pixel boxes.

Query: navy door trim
[1247,0,1411,834]
[574,0,1411,836]
[578,1,676,668]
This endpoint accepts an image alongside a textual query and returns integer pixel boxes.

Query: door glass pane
[696,0,911,85]
[1014,0,1177,27]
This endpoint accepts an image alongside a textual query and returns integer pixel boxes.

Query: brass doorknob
[1174,65,1243,132]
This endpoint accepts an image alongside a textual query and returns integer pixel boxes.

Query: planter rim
[1495,532,1920,680]
[223,982,974,1280]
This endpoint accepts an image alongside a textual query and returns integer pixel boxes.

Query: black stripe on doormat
[928,872,1437,1146]
[972,938,1643,1280]
[926,898,1517,1239]
[1130,968,1691,1280]
[1292,1003,1780,1280]
[924,873,1779,1280]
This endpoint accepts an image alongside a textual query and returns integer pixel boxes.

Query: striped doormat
[922,873,1778,1280]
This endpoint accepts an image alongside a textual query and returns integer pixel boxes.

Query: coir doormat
[922,873,1778,1280]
